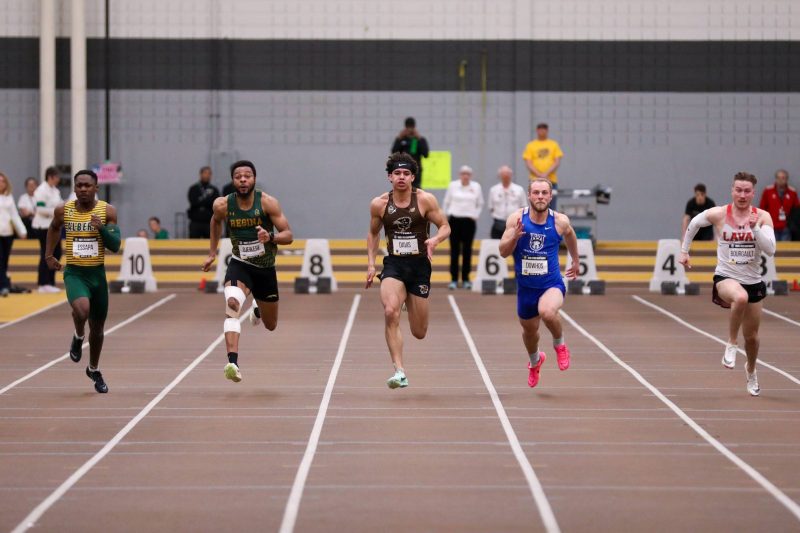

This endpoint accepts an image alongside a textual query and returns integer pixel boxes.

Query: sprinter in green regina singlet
[202,160,294,384]
[45,170,122,394]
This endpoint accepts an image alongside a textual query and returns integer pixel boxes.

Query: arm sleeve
[418,137,429,158]
[10,203,27,237]
[681,210,712,253]
[753,224,776,257]
[99,223,121,253]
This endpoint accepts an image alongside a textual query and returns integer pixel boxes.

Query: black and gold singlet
[382,191,429,257]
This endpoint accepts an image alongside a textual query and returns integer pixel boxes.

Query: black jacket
[187,182,220,223]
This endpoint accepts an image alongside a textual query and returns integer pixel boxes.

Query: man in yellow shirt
[522,123,564,209]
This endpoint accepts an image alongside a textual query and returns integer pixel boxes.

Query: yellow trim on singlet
[64,200,107,267]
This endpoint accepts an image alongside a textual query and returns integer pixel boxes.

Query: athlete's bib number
[73,237,99,258]
[729,244,756,265]
[392,236,419,256]
[522,258,548,276]
[239,240,265,259]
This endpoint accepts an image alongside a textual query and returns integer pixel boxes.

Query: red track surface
[1,288,798,532]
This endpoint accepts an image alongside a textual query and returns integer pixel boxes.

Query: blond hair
[0,172,11,196]
[528,178,553,192]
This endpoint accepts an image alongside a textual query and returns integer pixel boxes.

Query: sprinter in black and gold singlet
[46,170,121,393]
[202,160,293,383]
[367,152,450,389]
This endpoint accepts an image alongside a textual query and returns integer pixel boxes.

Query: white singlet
[715,204,762,285]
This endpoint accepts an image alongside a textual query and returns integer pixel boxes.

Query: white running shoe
[746,369,760,397]
[722,343,737,369]
[38,285,61,293]
[248,305,261,326]
[386,370,408,389]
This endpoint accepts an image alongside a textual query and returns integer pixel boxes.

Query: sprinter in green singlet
[202,160,293,383]
[366,153,450,389]
[46,170,122,393]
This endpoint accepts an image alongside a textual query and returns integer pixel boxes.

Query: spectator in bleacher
[488,165,527,239]
[444,165,483,290]
[682,183,716,241]
[187,166,219,238]
[759,169,799,241]
[16,177,38,236]
[148,217,169,239]
[0,172,28,297]
[391,117,429,189]
[522,123,563,209]
[32,166,64,293]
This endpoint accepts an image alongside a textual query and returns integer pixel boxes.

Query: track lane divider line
[762,308,800,328]
[0,299,67,330]
[560,309,800,523]
[449,295,561,533]
[279,294,361,533]
[0,294,177,396]
[632,296,800,386]
[10,300,243,533]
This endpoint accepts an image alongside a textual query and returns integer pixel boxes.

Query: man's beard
[531,201,550,213]
[236,184,255,198]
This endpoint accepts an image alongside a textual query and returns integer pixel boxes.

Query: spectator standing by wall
[444,165,483,290]
[522,123,563,209]
[0,172,28,296]
[16,177,38,236]
[682,183,716,241]
[391,117,429,189]
[32,166,63,293]
[488,165,527,239]
[148,217,169,239]
[759,169,799,241]
[187,166,219,238]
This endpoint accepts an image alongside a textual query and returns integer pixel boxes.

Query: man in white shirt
[488,165,527,239]
[443,165,484,290]
[32,167,64,292]
[16,177,38,236]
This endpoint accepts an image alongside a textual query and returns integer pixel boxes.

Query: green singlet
[226,190,276,269]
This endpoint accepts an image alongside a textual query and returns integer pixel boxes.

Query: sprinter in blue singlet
[499,178,580,388]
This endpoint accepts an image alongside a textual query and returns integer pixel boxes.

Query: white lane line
[632,295,800,386]
[10,306,243,533]
[763,308,800,328]
[449,295,561,533]
[560,309,800,523]
[0,294,177,396]
[0,299,67,330]
[278,294,361,533]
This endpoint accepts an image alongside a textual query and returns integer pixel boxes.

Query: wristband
[268,230,275,242]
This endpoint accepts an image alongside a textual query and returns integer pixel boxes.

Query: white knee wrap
[224,317,241,334]
[224,285,246,318]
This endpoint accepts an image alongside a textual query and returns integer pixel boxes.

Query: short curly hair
[386,152,418,177]
[733,172,757,186]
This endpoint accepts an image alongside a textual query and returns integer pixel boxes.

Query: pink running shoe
[528,352,546,388]
[555,344,570,371]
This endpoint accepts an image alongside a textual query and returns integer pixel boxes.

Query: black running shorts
[379,255,432,298]
[712,274,766,308]
[225,258,279,302]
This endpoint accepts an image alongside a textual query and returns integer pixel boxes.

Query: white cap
[459,165,473,174]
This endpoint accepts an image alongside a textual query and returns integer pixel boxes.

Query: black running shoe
[85,367,108,393]
[69,336,83,363]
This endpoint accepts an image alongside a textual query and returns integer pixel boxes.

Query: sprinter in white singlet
[679,172,776,396]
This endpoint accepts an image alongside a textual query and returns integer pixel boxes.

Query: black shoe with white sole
[86,367,109,393]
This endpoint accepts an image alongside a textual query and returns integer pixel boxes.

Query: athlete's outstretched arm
[261,194,293,245]
[421,193,450,260]
[498,210,524,258]
[680,206,723,268]
[366,198,383,288]
[202,197,227,272]
[557,213,580,279]
[45,205,65,271]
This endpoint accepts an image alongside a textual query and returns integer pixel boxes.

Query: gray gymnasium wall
[1,0,799,240]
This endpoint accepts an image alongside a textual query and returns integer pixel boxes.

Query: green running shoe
[387,370,408,389]
[224,362,242,383]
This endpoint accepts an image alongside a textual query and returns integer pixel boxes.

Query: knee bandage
[224,285,246,318]
[224,317,241,334]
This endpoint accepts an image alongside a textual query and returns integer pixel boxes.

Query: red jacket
[759,184,799,231]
